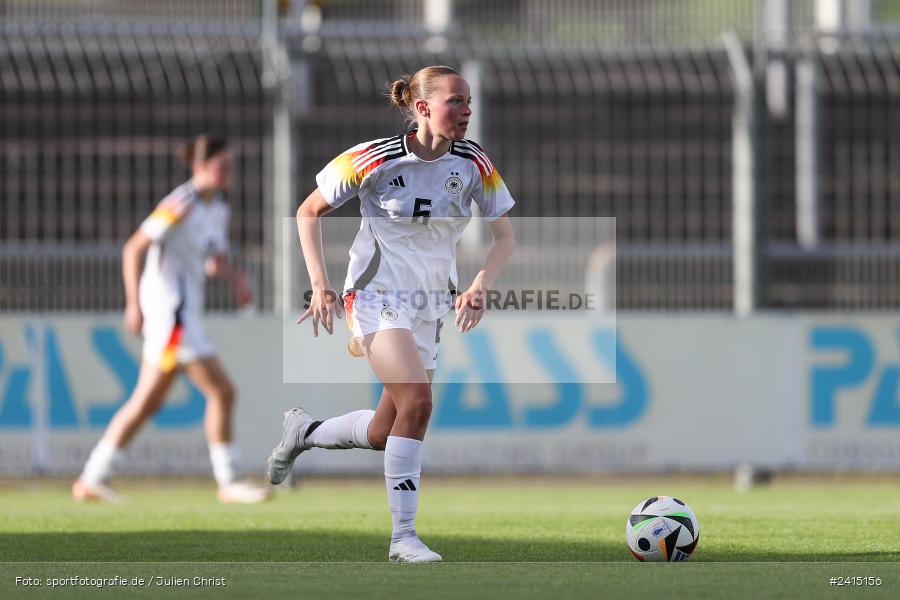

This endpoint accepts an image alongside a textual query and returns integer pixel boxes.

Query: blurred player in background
[73,135,272,505]
[266,66,516,561]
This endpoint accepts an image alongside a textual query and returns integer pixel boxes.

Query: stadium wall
[0,315,898,475]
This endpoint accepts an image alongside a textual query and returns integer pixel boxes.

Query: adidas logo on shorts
[393,479,417,491]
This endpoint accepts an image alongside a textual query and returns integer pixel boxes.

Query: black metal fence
[2,3,900,311]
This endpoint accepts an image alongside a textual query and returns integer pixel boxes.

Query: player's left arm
[204,205,252,308]
[455,214,516,333]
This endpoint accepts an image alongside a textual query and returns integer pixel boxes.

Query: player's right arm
[125,190,194,334]
[122,229,152,334]
[297,139,386,336]
[296,188,343,337]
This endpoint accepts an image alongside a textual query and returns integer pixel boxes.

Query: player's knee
[211,380,236,409]
[222,381,236,406]
[135,395,165,419]
[399,385,432,426]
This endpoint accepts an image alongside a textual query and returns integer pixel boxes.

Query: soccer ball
[626,495,700,562]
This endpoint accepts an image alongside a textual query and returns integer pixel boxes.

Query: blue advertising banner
[1,315,898,474]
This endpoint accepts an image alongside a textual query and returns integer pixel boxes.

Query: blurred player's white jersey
[138,180,230,370]
[316,132,515,320]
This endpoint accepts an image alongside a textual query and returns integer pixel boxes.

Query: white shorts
[141,307,216,372]
[343,290,445,370]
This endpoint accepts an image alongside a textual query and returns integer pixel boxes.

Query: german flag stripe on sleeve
[450,140,504,193]
[148,194,193,226]
[330,135,406,188]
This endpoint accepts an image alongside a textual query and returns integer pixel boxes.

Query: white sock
[305,410,375,450]
[209,442,240,486]
[384,436,423,542]
[80,439,122,486]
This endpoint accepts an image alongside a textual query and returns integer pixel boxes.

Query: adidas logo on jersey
[389,176,406,187]
[393,479,417,491]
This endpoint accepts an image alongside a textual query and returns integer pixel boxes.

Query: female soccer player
[73,135,271,504]
[266,66,516,561]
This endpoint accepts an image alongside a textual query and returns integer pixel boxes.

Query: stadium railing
[2,2,900,312]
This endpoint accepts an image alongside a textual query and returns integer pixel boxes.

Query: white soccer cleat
[265,407,315,485]
[72,479,122,503]
[217,480,273,504]
[388,537,443,563]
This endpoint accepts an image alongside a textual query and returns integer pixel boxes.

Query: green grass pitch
[1,476,898,599]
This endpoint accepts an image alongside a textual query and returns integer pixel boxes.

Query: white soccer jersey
[316,132,515,321]
[137,181,229,370]
[138,181,229,321]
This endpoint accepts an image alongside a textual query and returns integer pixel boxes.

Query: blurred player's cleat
[71,479,122,503]
[388,537,443,563]
[265,407,314,485]
[217,480,273,504]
